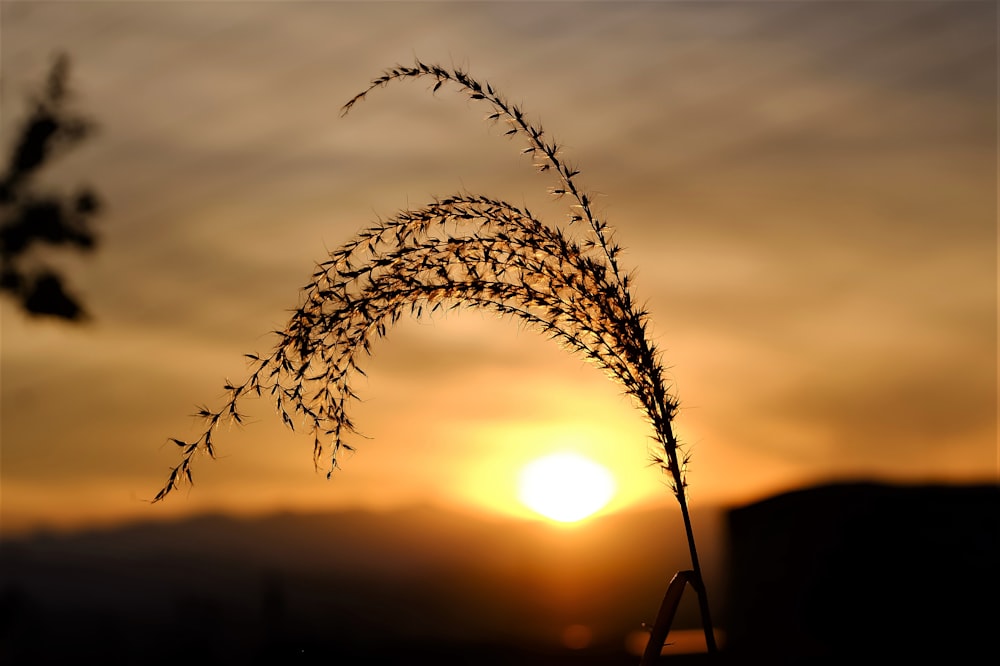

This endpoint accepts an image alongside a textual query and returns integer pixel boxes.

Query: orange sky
[1,1,996,536]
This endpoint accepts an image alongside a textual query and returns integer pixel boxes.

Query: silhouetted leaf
[22,272,85,320]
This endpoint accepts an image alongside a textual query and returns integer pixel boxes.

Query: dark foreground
[2,482,996,665]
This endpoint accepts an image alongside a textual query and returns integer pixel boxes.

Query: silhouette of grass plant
[155,60,717,655]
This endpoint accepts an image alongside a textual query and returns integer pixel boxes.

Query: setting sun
[517,452,616,523]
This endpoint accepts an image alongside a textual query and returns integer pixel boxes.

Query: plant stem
[641,570,694,666]
[667,450,718,654]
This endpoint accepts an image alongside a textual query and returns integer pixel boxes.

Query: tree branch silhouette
[0,53,101,321]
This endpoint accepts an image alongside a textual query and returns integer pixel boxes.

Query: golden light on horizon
[517,452,616,523]
[456,420,663,524]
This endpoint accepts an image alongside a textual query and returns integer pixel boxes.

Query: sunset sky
[1,1,995,536]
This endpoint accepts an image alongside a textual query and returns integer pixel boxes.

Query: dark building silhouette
[724,482,999,664]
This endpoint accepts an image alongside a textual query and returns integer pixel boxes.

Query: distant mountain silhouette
[0,504,725,665]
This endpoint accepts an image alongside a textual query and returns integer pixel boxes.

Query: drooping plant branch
[155,60,716,653]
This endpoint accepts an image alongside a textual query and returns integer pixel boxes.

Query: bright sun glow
[517,452,616,523]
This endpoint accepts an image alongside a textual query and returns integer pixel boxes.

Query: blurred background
[1,1,995,663]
